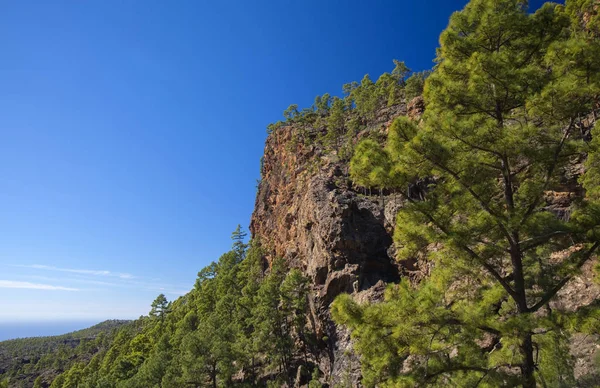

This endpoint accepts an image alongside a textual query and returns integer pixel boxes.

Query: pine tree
[49,374,65,388]
[231,224,248,262]
[283,104,300,121]
[391,59,410,85]
[325,97,346,148]
[252,259,294,377]
[335,0,600,386]
[182,323,220,388]
[404,71,430,101]
[349,139,392,194]
[149,294,171,320]
[353,75,379,120]
[314,93,332,116]
[280,269,311,364]
[62,363,85,388]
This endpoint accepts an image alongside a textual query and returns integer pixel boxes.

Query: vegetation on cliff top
[264,59,427,167]
[336,0,600,386]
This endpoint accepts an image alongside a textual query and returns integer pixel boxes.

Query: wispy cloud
[20,274,188,295]
[18,264,134,279]
[26,275,121,288]
[0,280,78,292]
[9,265,189,297]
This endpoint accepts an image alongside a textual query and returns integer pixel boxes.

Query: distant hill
[0,320,131,388]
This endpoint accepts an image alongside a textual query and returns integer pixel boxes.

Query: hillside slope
[0,320,130,388]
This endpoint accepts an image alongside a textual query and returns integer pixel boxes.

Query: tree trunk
[520,333,536,388]
[509,233,536,387]
[212,364,218,388]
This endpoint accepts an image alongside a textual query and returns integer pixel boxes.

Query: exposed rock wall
[251,105,405,383]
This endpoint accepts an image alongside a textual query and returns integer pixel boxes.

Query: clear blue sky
[0,0,553,322]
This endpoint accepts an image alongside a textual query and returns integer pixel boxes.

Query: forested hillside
[0,320,130,388]
[22,0,600,387]
[38,228,319,388]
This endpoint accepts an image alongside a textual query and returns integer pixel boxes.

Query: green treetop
[231,224,248,262]
[349,139,392,194]
[150,294,171,320]
[404,70,431,101]
[391,59,410,83]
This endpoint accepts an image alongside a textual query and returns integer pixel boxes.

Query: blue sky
[0,0,554,322]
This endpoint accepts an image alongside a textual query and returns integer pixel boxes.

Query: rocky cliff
[251,102,415,385]
[251,99,600,386]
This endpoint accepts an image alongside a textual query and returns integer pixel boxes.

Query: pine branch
[519,119,575,228]
[520,231,571,252]
[404,196,519,302]
[413,145,515,245]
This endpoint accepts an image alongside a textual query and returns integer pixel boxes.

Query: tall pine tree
[336,0,600,386]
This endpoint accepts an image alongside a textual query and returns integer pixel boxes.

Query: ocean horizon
[0,320,102,342]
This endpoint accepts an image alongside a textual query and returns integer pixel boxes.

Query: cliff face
[251,100,600,385]
[251,105,407,299]
[250,104,411,383]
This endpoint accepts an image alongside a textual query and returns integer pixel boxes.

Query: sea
[0,321,100,342]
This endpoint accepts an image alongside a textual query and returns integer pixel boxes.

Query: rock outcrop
[250,101,600,386]
[251,105,405,383]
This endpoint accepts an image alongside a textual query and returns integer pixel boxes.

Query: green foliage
[33,376,43,388]
[11,2,600,387]
[350,61,408,119]
[324,96,346,148]
[349,139,392,191]
[49,374,65,388]
[264,59,417,183]
[308,368,323,388]
[283,104,300,121]
[149,294,170,320]
[352,74,378,119]
[582,123,600,198]
[231,223,248,259]
[335,0,600,386]
[314,93,332,116]
[566,0,600,37]
[327,96,345,129]
[266,59,412,153]
[404,71,430,101]
[391,59,410,82]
